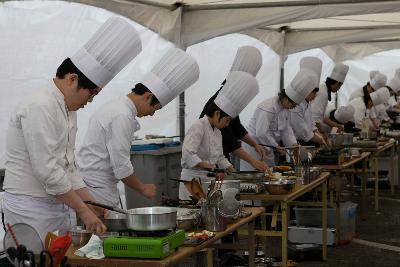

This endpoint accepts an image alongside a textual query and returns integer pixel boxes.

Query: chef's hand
[78,208,107,234]
[141,184,157,199]
[254,144,267,161]
[251,160,270,174]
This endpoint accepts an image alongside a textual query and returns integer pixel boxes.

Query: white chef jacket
[4,81,84,196]
[311,83,329,124]
[2,81,82,239]
[180,117,231,200]
[348,87,364,102]
[348,97,370,129]
[370,104,390,123]
[240,96,297,169]
[76,95,140,207]
[290,100,316,142]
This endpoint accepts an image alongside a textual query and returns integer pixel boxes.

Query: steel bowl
[71,228,92,247]
[263,179,296,195]
[102,211,128,232]
[229,171,265,181]
[126,206,177,231]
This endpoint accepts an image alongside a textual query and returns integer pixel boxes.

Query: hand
[226,165,236,174]
[77,207,107,234]
[254,144,267,161]
[251,160,269,173]
[314,133,327,146]
[141,184,157,199]
[87,204,107,218]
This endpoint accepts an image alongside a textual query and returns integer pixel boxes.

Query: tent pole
[280,27,288,92]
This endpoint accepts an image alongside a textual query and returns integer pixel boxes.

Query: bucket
[201,203,226,232]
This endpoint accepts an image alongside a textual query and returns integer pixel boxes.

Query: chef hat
[330,63,349,83]
[141,48,199,107]
[395,68,400,80]
[286,69,319,104]
[229,46,262,76]
[334,105,355,124]
[369,70,380,80]
[71,17,142,88]
[299,57,323,84]
[370,87,390,106]
[388,78,400,93]
[370,73,387,90]
[214,71,259,118]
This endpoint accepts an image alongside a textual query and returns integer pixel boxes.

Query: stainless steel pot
[342,133,354,146]
[85,201,177,231]
[102,211,128,232]
[328,133,344,148]
[229,171,265,181]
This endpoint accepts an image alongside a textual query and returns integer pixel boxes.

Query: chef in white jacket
[180,71,259,200]
[348,71,387,101]
[241,61,320,169]
[2,17,142,239]
[370,78,400,124]
[77,48,200,207]
[290,57,326,146]
[321,105,355,133]
[312,63,349,133]
[349,87,390,129]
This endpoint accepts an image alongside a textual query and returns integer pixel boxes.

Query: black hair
[326,77,341,88]
[206,101,229,121]
[131,83,161,106]
[312,87,319,93]
[56,58,98,89]
[329,110,341,124]
[362,85,372,106]
[278,89,296,104]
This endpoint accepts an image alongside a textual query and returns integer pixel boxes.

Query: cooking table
[240,172,329,267]
[65,206,264,267]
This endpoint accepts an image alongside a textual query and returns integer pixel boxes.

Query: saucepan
[85,201,177,231]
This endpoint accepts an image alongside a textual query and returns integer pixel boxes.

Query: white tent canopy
[69,0,400,60]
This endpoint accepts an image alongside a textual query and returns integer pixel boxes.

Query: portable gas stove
[103,229,185,259]
[313,149,345,165]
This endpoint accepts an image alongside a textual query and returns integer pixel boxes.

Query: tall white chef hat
[229,46,263,76]
[330,63,349,83]
[299,57,323,84]
[141,48,200,107]
[71,17,142,88]
[370,87,390,106]
[286,69,319,104]
[394,68,400,80]
[214,71,259,118]
[388,78,400,93]
[370,73,387,90]
[369,70,380,80]
[334,105,355,124]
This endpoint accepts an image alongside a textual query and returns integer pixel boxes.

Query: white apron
[2,192,75,242]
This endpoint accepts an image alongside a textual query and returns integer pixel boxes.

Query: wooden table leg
[248,220,255,267]
[374,156,379,213]
[207,248,213,267]
[322,180,327,260]
[335,172,341,245]
[281,202,288,267]
[390,145,395,195]
[361,157,368,220]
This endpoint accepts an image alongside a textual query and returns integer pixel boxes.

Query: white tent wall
[0,1,179,167]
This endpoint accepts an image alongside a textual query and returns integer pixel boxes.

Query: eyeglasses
[88,88,100,98]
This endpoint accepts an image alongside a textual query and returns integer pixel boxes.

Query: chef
[2,17,142,239]
[240,59,320,168]
[321,105,356,133]
[311,62,349,133]
[370,78,400,125]
[199,46,268,172]
[349,87,390,129]
[180,71,259,200]
[76,48,200,207]
[348,71,387,101]
[290,57,326,146]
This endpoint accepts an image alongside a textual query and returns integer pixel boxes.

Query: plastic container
[294,202,358,241]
